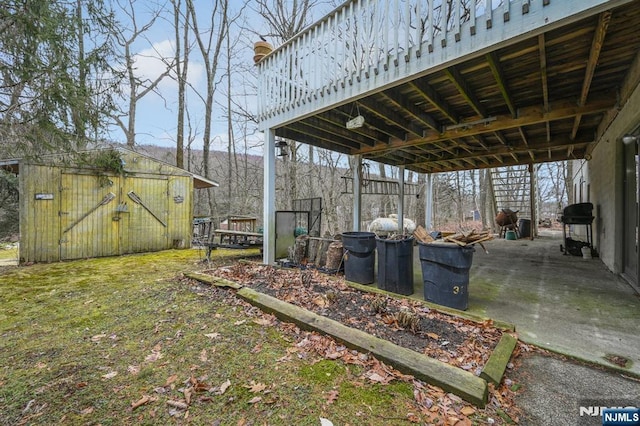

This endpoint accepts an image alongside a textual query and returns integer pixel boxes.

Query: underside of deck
[258,0,640,173]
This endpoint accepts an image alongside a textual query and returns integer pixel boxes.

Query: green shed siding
[16,148,201,263]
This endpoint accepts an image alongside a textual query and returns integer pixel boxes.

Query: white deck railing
[256,0,626,130]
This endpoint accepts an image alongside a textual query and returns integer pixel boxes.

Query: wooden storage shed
[0,147,218,263]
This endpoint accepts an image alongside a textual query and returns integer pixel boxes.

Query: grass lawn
[0,248,441,425]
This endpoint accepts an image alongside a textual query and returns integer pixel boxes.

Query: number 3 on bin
[453,286,460,295]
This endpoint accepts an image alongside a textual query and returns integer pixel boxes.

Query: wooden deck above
[257,0,640,173]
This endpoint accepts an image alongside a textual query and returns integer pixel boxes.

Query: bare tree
[111,0,174,147]
[170,0,191,168]
[254,0,326,209]
[186,0,229,181]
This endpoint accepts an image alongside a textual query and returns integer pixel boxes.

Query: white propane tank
[367,215,416,235]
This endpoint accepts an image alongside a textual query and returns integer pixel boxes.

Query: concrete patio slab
[403,231,640,376]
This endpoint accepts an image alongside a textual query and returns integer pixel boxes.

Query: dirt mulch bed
[205,263,504,374]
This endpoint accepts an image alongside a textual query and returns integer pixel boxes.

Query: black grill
[561,202,594,224]
[561,202,594,256]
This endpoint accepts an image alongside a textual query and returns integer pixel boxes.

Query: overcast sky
[107,0,336,155]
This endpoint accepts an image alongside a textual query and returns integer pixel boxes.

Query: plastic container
[376,236,414,295]
[518,219,531,238]
[341,231,377,284]
[505,230,517,240]
[418,242,475,310]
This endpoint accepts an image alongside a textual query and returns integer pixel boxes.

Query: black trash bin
[376,236,414,295]
[418,242,475,310]
[341,231,377,284]
[518,219,531,238]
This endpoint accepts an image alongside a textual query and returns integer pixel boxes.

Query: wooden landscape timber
[236,287,489,407]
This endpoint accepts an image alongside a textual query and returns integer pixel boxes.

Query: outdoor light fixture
[275,139,289,157]
[622,134,638,145]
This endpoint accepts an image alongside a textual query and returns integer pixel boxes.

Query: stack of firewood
[413,226,494,249]
[413,226,434,243]
[441,229,493,247]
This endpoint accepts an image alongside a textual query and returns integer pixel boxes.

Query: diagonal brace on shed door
[63,192,116,234]
[127,191,167,227]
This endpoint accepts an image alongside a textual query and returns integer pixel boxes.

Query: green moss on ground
[0,248,429,425]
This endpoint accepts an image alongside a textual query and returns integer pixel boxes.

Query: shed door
[120,176,169,254]
[59,173,120,260]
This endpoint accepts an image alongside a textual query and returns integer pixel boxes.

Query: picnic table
[203,229,263,259]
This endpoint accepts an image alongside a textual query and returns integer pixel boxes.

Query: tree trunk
[173,0,189,168]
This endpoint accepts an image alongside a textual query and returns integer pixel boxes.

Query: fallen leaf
[217,379,231,395]
[131,395,151,410]
[250,344,262,354]
[245,381,267,393]
[247,396,262,404]
[234,320,246,326]
[145,351,163,362]
[200,349,208,362]
[447,416,460,425]
[312,296,328,307]
[35,362,47,369]
[460,406,475,416]
[366,372,386,383]
[454,418,472,426]
[80,406,94,415]
[426,332,440,340]
[127,365,140,375]
[252,318,272,326]
[102,371,118,380]
[91,334,107,342]
[325,390,339,404]
[166,399,188,410]
[405,412,421,423]
[165,374,178,387]
[204,333,220,339]
[184,388,193,405]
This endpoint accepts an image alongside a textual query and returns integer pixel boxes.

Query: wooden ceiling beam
[355,96,612,156]
[571,11,612,140]
[341,103,407,141]
[486,52,517,118]
[406,133,593,167]
[538,34,551,143]
[445,66,486,117]
[320,109,392,144]
[409,79,458,124]
[411,147,586,174]
[284,123,360,150]
[382,87,441,131]
[276,128,352,154]
[301,116,376,147]
[518,127,535,161]
[358,96,424,138]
